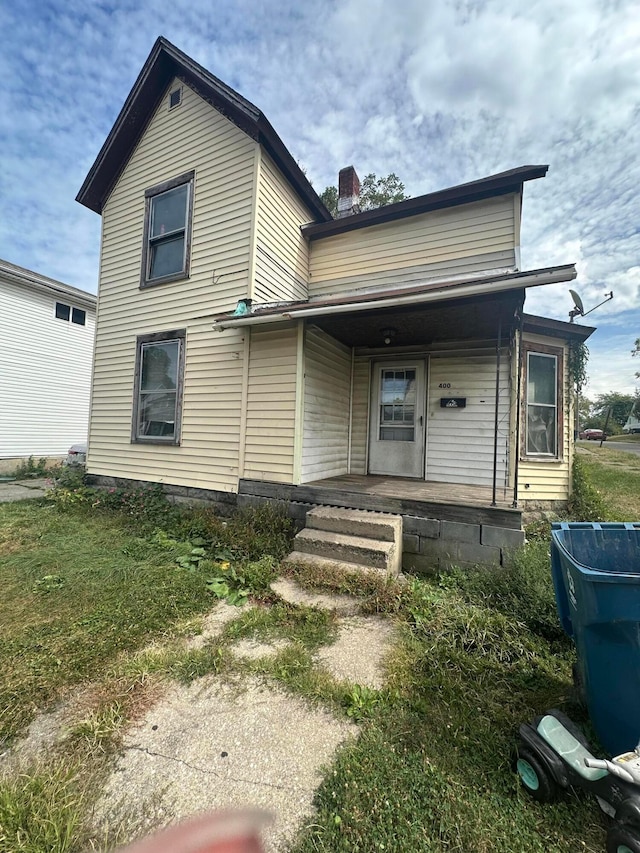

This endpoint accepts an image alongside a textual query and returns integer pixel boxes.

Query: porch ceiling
[311,290,524,349]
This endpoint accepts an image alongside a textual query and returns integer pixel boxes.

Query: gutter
[212,266,577,331]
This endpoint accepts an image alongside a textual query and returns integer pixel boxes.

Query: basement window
[132,329,186,444]
[141,171,194,287]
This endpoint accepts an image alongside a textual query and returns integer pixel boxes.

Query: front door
[368,361,426,478]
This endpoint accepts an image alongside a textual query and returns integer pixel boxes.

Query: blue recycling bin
[551,522,640,756]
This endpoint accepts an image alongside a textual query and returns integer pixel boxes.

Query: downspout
[512,312,524,508]
[491,316,502,506]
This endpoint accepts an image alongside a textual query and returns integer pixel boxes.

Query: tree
[591,392,639,432]
[319,172,408,218]
[633,337,640,379]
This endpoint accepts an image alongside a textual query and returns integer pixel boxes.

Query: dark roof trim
[302,165,549,240]
[522,313,595,342]
[76,37,332,221]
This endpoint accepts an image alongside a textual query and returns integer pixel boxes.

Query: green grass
[0,501,213,747]
[577,445,640,520]
[3,460,637,852]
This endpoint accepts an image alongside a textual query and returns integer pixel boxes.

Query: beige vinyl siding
[349,357,371,474]
[308,196,516,297]
[254,152,312,304]
[88,79,256,491]
[301,327,351,482]
[517,333,572,502]
[426,353,510,488]
[243,323,298,482]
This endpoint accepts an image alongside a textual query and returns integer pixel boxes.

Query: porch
[239,474,525,572]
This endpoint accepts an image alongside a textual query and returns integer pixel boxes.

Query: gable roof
[302,165,549,240]
[76,37,332,220]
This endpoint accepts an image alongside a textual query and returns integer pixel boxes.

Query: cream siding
[301,327,351,482]
[243,323,298,482]
[308,196,517,297]
[0,279,95,458]
[517,332,572,502]
[349,357,370,475]
[254,152,312,304]
[88,79,256,490]
[426,353,510,488]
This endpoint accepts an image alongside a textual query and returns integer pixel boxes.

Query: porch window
[379,368,416,442]
[132,330,185,444]
[141,171,194,287]
[526,352,558,455]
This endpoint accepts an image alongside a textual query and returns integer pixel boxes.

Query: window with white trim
[141,171,194,287]
[132,330,185,444]
[526,351,558,456]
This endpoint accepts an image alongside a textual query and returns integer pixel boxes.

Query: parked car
[579,429,607,441]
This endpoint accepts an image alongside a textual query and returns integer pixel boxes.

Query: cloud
[0,0,638,398]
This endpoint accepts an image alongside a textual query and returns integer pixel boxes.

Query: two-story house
[77,37,593,570]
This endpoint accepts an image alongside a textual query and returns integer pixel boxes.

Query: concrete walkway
[0,478,50,502]
[6,582,398,852]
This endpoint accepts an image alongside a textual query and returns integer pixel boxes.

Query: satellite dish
[569,289,584,315]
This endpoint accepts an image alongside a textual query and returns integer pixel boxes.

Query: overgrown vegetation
[2,451,638,852]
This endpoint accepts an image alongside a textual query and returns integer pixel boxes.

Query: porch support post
[512,313,524,508]
[491,316,502,506]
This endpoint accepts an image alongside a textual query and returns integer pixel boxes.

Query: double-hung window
[132,330,186,444]
[525,348,561,457]
[141,171,194,286]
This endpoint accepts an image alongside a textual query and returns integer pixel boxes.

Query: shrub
[568,454,607,521]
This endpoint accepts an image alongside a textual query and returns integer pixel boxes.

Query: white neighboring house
[0,259,96,463]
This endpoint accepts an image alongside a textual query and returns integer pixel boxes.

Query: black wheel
[606,824,640,853]
[515,745,557,802]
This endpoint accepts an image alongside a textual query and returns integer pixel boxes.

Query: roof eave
[76,37,331,221]
[302,165,549,240]
[522,313,596,342]
[212,264,576,330]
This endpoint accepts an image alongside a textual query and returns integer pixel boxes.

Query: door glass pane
[527,354,556,405]
[149,235,185,278]
[379,368,416,440]
[150,185,188,237]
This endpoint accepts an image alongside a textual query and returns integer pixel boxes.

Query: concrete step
[293,528,398,574]
[305,506,402,543]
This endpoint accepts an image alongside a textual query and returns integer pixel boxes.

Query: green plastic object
[537,715,608,782]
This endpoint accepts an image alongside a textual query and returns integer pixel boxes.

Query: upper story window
[523,345,563,458]
[141,170,194,288]
[55,301,86,325]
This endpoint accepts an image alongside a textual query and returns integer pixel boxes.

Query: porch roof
[213,265,577,345]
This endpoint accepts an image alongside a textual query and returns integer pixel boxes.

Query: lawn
[2,451,639,852]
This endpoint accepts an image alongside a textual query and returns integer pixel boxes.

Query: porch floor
[305,474,514,510]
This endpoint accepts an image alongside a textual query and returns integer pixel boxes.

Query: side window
[132,330,186,444]
[141,171,194,287]
[523,345,563,458]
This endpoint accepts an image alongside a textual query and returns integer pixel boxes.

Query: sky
[1,0,638,400]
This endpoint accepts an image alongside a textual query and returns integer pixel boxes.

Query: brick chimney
[337,166,361,218]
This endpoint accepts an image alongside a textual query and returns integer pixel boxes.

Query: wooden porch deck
[239,475,522,529]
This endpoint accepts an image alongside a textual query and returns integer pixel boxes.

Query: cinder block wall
[402,515,525,573]
[89,476,525,572]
